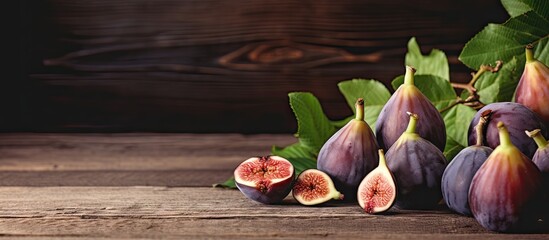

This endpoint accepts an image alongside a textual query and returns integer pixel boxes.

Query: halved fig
[292,169,344,206]
[234,156,295,204]
[357,149,397,214]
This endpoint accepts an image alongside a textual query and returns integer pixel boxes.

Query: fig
[376,66,446,151]
[357,149,397,214]
[234,156,295,204]
[385,112,447,209]
[441,111,493,216]
[469,122,543,232]
[468,102,548,159]
[515,44,549,126]
[525,129,549,176]
[525,129,549,219]
[317,98,379,201]
[292,169,344,206]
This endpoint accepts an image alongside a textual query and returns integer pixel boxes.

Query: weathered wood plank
[0,187,546,239]
[0,133,294,186]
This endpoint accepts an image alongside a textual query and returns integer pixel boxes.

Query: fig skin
[317,98,379,201]
[386,112,447,210]
[376,66,446,152]
[292,169,344,206]
[234,156,295,204]
[357,149,397,214]
[469,122,543,233]
[525,129,549,219]
[515,44,549,126]
[468,102,548,159]
[442,113,493,216]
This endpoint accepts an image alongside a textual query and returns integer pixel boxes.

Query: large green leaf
[271,143,317,174]
[441,104,477,147]
[475,57,521,104]
[391,74,457,111]
[501,0,549,18]
[337,79,391,130]
[459,11,549,70]
[405,37,450,80]
[443,137,466,161]
[288,92,337,152]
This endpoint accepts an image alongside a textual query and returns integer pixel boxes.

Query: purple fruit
[515,44,549,126]
[317,98,379,201]
[525,129,549,219]
[234,156,295,204]
[376,66,446,151]
[469,122,543,232]
[442,111,493,216]
[386,112,447,209]
[468,102,548,159]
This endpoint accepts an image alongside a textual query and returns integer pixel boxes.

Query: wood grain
[0,133,295,186]
[0,187,546,239]
[11,0,508,132]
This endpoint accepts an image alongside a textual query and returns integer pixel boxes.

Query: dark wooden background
[9,0,508,133]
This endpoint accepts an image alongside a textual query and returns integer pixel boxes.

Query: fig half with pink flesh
[234,156,295,204]
[292,169,344,206]
[357,149,397,214]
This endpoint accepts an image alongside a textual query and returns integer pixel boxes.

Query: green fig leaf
[459,11,549,70]
[441,104,477,147]
[391,74,457,111]
[271,143,318,173]
[443,137,466,161]
[501,0,549,18]
[337,79,391,130]
[475,57,521,104]
[288,92,337,153]
[213,177,237,189]
[405,37,450,81]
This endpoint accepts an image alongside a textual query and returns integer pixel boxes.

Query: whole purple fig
[525,129,549,220]
[442,111,493,216]
[317,98,379,201]
[386,112,447,209]
[515,44,549,126]
[469,122,543,232]
[376,66,446,151]
[468,102,548,159]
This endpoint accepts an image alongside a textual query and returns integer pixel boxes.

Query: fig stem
[525,44,535,63]
[525,129,548,149]
[377,149,387,168]
[474,110,491,146]
[332,191,344,200]
[404,66,416,86]
[355,98,365,121]
[497,122,512,147]
[405,112,418,134]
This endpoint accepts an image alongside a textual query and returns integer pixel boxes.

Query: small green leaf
[441,104,477,147]
[405,37,450,80]
[288,92,337,152]
[459,11,549,70]
[391,74,457,111]
[444,137,466,161]
[337,79,391,130]
[271,143,317,174]
[213,177,236,189]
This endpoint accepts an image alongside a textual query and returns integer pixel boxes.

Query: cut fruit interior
[357,149,396,214]
[234,156,294,187]
[292,169,343,206]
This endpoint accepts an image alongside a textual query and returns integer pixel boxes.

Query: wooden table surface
[0,133,547,239]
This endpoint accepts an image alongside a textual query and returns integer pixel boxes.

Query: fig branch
[440,60,503,113]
